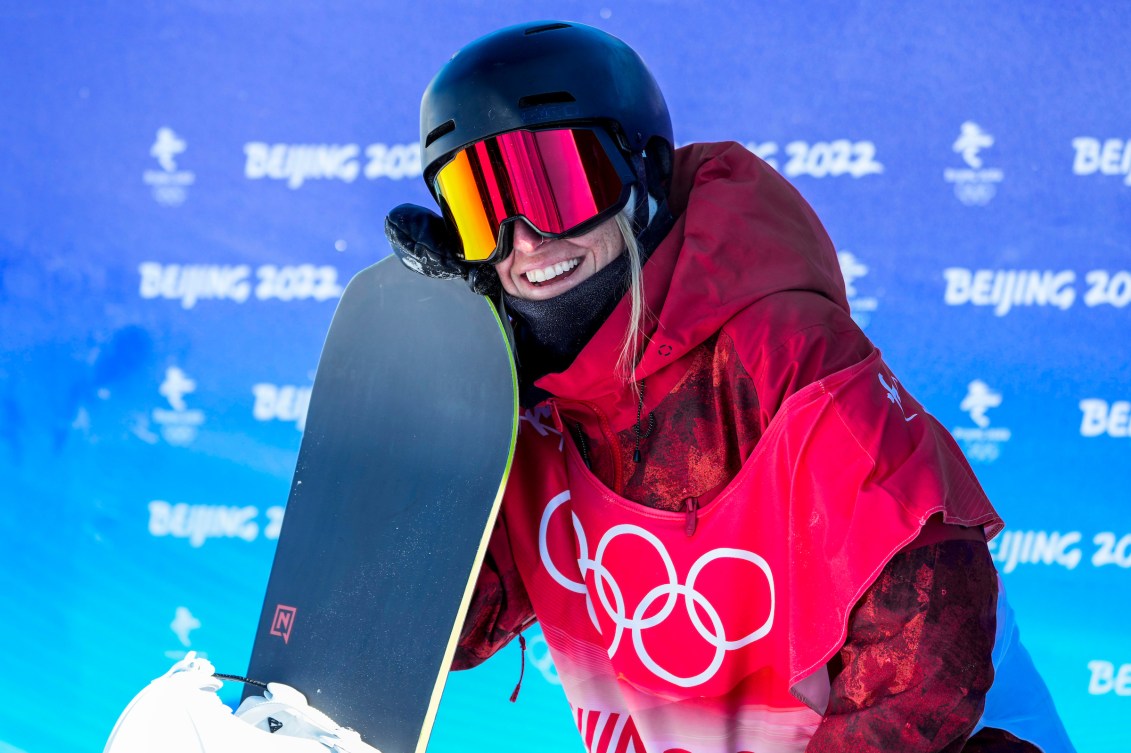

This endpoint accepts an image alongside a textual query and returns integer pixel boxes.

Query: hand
[384,204,500,297]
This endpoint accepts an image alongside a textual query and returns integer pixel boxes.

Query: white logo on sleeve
[878,373,917,422]
[520,405,564,451]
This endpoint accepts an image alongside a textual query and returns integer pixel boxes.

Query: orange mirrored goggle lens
[434,128,630,262]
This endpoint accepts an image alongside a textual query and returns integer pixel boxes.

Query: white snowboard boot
[104,653,381,753]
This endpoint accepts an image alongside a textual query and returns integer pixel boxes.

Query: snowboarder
[386,19,1076,753]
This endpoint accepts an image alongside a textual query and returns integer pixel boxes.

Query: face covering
[504,250,630,391]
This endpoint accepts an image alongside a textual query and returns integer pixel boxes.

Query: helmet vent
[517,91,576,108]
[425,120,456,147]
[524,22,571,35]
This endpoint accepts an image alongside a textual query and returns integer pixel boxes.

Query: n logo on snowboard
[270,604,297,644]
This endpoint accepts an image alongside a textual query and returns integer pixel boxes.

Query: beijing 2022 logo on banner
[951,379,1011,462]
[143,127,196,206]
[140,366,205,446]
[944,122,1004,206]
[837,251,879,328]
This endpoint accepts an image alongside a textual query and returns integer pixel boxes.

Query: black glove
[384,204,500,297]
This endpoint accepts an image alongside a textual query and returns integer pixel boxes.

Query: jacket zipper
[683,496,699,537]
[632,379,656,463]
[564,398,622,490]
[569,423,592,470]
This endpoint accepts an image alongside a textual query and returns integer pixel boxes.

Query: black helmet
[420,20,673,191]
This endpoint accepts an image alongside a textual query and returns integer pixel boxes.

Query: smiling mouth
[525,258,581,286]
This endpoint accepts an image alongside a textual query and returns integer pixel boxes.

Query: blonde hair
[614,205,652,384]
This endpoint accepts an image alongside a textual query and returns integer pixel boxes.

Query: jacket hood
[537,141,849,406]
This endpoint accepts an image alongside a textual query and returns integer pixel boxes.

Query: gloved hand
[384,204,500,297]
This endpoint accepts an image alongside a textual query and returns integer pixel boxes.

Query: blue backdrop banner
[1,3,1128,752]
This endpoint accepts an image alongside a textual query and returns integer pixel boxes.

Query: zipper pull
[633,380,655,463]
[509,633,527,702]
[684,497,699,537]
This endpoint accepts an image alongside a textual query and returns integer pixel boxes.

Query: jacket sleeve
[452,509,537,670]
[805,538,999,753]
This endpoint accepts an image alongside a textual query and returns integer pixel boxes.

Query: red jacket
[457,143,1017,753]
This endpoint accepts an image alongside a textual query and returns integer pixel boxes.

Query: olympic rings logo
[538,491,775,688]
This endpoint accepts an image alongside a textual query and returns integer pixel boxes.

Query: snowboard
[245,256,518,753]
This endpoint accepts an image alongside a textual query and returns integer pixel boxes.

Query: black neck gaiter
[504,252,630,400]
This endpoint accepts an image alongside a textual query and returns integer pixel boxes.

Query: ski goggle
[432,127,634,264]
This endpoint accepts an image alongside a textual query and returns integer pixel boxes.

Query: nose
[510,221,544,255]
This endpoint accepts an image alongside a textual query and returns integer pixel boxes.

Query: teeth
[526,258,579,284]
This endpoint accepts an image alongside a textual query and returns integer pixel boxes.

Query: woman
[387,20,1072,753]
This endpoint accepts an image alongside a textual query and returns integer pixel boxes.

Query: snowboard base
[246,257,517,753]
